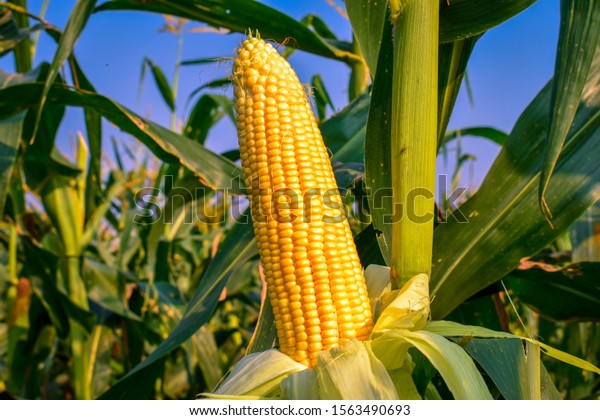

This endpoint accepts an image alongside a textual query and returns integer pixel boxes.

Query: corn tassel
[233,36,373,367]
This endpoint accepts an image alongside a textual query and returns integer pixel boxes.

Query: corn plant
[0,0,599,400]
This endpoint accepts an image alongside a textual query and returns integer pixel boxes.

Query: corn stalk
[389,1,439,288]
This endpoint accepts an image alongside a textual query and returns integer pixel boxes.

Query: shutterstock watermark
[132,174,468,226]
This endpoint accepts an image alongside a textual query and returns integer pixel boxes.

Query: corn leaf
[431,45,600,318]
[0,80,245,193]
[33,0,97,140]
[537,341,600,374]
[140,57,175,111]
[245,287,276,355]
[398,330,493,400]
[300,14,338,40]
[504,262,600,322]
[0,22,44,56]
[82,257,141,321]
[439,0,537,42]
[100,214,257,399]
[345,0,387,77]
[347,0,534,77]
[194,326,223,392]
[321,92,370,162]
[425,320,514,338]
[442,126,509,148]
[355,224,387,268]
[184,94,234,145]
[387,363,422,400]
[2,0,33,72]
[72,59,102,222]
[364,11,394,262]
[539,0,600,221]
[95,0,360,64]
[0,111,25,218]
[437,37,481,147]
[463,338,529,399]
[311,74,334,121]
[426,320,600,374]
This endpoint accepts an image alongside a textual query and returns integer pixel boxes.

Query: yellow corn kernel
[233,35,373,367]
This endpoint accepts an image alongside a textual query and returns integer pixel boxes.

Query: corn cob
[233,36,373,367]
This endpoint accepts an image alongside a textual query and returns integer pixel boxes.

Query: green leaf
[463,338,529,399]
[246,284,276,355]
[0,23,45,57]
[82,257,142,321]
[184,94,233,145]
[463,338,561,400]
[81,174,128,250]
[425,320,600,375]
[193,326,223,391]
[431,49,600,319]
[332,161,363,192]
[0,80,244,193]
[375,329,493,400]
[180,56,223,66]
[2,1,33,72]
[87,326,118,399]
[364,12,394,263]
[99,214,257,399]
[355,224,387,268]
[187,77,231,102]
[321,92,370,163]
[346,0,387,77]
[504,262,600,322]
[442,126,509,148]
[311,74,334,121]
[300,14,337,40]
[1,65,81,193]
[0,111,25,218]
[570,201,600,262]
[437,37,481,146]
[70,58,103,223]
[425,320,514,338]
[96,0,360,64]
[445,294,505,332]
[539,1,600,221]
[439,0,537,42]
[140,57,175,111]
[33,0,97,139]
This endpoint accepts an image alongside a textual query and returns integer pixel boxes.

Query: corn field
[0,0,599,400]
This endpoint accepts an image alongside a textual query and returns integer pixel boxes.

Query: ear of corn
[232,36,373,367]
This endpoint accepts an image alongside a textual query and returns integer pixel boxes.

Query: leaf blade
[539,0,600,220]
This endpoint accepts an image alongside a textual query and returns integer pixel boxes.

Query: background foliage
[0,0,598,399]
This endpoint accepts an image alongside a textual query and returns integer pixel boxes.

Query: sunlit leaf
[0,80,244,193]
[96,0,360,64]
[431,48,600,318]
[539,1,600,221]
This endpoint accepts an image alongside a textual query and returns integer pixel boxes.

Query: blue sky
[3,1,560,187]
